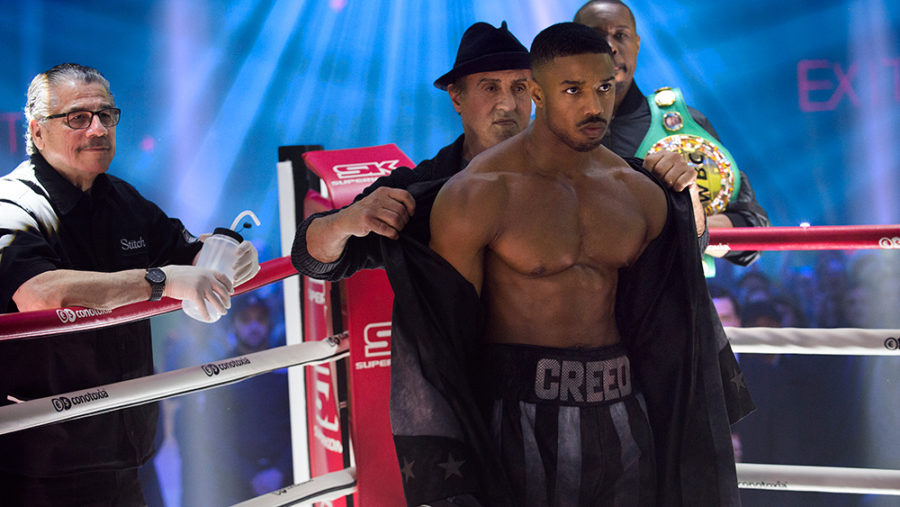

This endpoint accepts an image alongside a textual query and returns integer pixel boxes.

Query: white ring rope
[727,327,900,355]
[232,467,357,507]
[736,463,900,495]
[0,332,348,436]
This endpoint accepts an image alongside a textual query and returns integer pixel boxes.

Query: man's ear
[447,84,464,114]
[529,80,544,109]
[31,120,45,151]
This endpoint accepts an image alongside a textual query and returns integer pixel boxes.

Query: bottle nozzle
[230,210,261,231]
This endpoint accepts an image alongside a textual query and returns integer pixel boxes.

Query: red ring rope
[708,224,900,251]
[0,257,298,342]
[3,224,898,341]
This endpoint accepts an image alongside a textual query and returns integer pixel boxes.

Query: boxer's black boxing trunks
[479,343,656,507]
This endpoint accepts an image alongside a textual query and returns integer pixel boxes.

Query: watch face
[146,268,165,283]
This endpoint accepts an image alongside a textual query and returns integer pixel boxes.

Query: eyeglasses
[44,108,121,129]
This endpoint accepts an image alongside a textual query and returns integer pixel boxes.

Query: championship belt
[636,87,740,214]
[635,87,741,277]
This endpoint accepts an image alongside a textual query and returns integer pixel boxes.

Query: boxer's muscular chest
[490,170,653,278]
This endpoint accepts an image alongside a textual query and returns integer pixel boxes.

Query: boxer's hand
[232,240,260,286]
[162,265,233,321]
[644,150,697,192]
[340,186,416,240]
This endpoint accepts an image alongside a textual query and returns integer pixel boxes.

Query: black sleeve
[688,107,771,266]
[0,205,59,312]
[354,166,426,201]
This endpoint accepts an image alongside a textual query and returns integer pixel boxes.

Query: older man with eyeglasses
[0,63,259,506]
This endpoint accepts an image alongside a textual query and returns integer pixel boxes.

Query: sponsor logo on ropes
[330,160,398,186]
[55,307,112,324]
[51,389,109,412]
[737,480,788,489]
[200,357,251,377]
[356,322,391,370]
[272,482,336,505]
[885,337,899,351]
[878,236,900,249]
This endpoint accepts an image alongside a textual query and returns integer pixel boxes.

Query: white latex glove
[162,265,233,321]
[232,240,260,287]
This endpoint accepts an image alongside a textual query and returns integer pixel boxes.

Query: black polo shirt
[0,153,201,477]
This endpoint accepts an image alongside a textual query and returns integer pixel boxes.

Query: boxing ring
[0,145,898,505]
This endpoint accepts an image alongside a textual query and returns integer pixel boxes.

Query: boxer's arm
[429,175,499,295]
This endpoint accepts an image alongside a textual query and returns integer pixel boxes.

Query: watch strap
[145,268,165,302]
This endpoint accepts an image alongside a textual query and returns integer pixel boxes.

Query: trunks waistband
[480,342,633,407]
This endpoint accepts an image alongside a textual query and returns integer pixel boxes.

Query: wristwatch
[145,267,166,302]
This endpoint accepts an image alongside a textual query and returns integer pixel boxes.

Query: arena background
[1,1,898,506]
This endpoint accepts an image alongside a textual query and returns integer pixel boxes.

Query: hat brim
[434,52,531,90]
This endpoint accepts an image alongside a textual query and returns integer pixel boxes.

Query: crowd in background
[710,250,900,507]
[712,249,900,331]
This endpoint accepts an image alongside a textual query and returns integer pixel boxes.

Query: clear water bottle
[182,227,244,323]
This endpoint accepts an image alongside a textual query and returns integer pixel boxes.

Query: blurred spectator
[174,290,292,507]
[742,300,782,329]
[846,251,900,328]
[736,270,774,305]
[771,294,809,328]
[709,283,741,328]
[813,251,849,328]
[781,264,817,325]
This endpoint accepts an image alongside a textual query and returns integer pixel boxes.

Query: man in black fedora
[293,21,532,271]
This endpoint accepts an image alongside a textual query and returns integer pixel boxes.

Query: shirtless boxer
[428,22,741,506]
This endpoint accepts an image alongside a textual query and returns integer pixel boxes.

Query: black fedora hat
[434,21,530,90]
